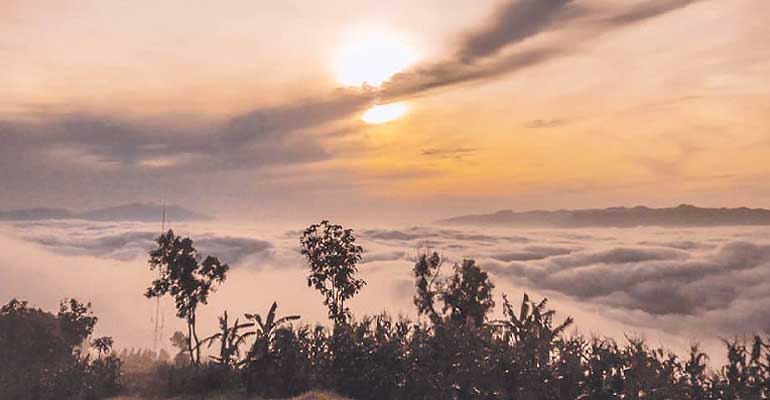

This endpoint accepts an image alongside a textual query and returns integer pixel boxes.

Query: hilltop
[440,204,770,228]
[0,202,209,222]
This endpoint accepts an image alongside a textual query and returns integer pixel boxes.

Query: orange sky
[1,0,769,222]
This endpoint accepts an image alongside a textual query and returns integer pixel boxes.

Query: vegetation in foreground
[2,220,770,399]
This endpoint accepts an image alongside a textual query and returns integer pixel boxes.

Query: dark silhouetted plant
[442,259,495,327]
[243,302,301,396]
[200,310,252,368]
[91,336,114,359]
[300,220,365,325]
[0,299,121,400]
[145,229,229,366]
[413,251,444,325]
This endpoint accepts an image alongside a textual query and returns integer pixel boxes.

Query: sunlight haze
[2,0,767,221]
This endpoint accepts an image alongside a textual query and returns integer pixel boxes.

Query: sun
[361,103,408,124]
[334,31,418,87]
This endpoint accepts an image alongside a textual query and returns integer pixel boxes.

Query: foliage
[300,220,365,325]
[0,299,121,400]
[242,302,301,397]
[200,311,252,368]
[442,259,495,327]
[413,252,496,327]
[145,229,229,366]
[9,227,770,399]
[413,251,443,325]
[125,230,770,400]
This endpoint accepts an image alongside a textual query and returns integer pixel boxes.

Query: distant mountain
[0,208,75,220]
[440,204,770,228]
[0,203,209,222]
[77,203,209,222]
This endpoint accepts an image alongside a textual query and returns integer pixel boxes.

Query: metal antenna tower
[152,197,167,353]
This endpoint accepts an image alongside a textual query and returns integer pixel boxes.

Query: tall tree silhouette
[442,259,495,327]
[145,230,229,366]
[413,254,495,327]
[300,221,365,325]
[413,251,444,325]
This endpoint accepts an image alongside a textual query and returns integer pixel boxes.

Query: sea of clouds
[2,220,769,359]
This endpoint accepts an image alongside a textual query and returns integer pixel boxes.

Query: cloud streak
[381,0,701,100]
[0,92,373,174]
[456,0,575,62]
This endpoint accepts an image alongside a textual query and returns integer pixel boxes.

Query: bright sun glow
[334,32,418,87]
[361,103,409,124]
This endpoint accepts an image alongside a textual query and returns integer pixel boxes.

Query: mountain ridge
[440,204,770,227]
[0,202,209,222]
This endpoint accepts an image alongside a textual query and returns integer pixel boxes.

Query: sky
[2,0,770,222]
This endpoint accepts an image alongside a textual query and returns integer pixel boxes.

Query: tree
[413,251,444,325]
[145,229,229,366]
[90,336,114,359]
[58,298,98,348]
[300,221,365,325]
[169,331,192,367]
[0,299,120,400]
[442,259,495,327]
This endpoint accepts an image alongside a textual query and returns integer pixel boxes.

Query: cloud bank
[4,220,769,350]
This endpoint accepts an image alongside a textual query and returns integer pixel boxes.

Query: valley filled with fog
[2,219,769,360]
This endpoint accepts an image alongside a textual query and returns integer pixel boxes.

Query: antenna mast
[152,197,167,353]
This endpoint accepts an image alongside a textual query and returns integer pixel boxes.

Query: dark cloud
[381,0,701,100]
[363,228,430,242]
[382,47,562,99]
[0,92,372,174]
[194,235,273,266]
[456,0,575,62]
[598,0,697,27]
[0,92,377,209]
[525,119,568,129]
[362,227,523,244]
[421,147,478,160]
[362,250,408,264]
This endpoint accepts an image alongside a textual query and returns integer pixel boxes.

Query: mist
[3,218,768,362]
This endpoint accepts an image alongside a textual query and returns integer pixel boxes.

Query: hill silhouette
[0,202,208,222]
[440,204,770,227]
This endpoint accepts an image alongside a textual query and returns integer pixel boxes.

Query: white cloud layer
[1,220,768,359]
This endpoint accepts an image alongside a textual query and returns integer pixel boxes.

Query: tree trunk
[191,313,201,366]
[187,320,195,367]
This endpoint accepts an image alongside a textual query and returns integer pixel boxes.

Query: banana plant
[244,302,301,363]
[497,293,574,344]
[199,310,253,368]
